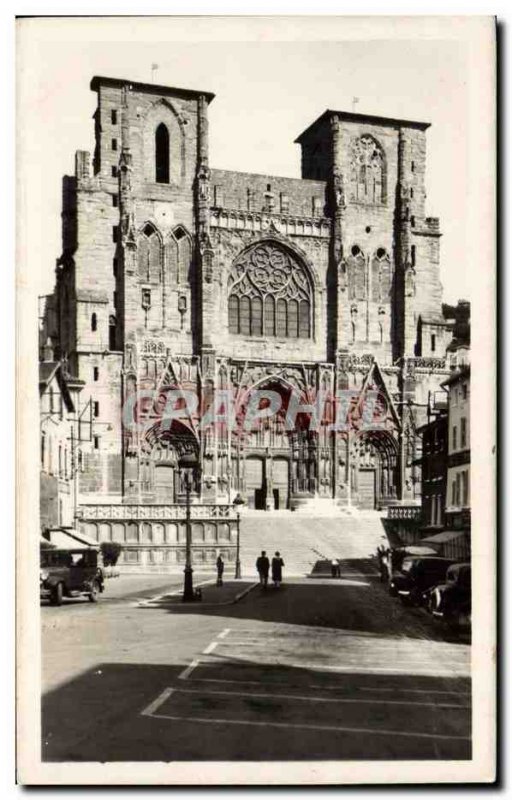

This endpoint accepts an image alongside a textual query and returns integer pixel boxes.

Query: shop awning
[42,527,99,550]
[421,530,469,546]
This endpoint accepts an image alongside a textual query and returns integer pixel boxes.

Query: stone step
[238,511,388,576]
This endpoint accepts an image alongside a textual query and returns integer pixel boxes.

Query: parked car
[40,547,105,605]
[390,556,456,606]
[426,562,471,625]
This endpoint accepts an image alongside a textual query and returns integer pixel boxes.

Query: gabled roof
[39,361,84,413]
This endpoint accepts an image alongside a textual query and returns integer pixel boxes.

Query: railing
[387,505,422,521]
[78,503,235,521]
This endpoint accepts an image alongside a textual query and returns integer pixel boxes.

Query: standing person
[256,551,270,588]
[331,558,339,578]
[271,551,285,588]
[216,554,224,587]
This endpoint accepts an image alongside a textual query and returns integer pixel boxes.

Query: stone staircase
[239,509,388,577]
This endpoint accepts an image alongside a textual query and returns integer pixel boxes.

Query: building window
[112,194,118,207]
[462,383,468,400]
[349,135,386,204]
[112,226,119,243]
[112,138,117,151]
[109,316,117,350]
[94,436,100,450]
[452,425,457,451]
[91,313,97,332]
[410,188,414,198]
[348,246,366,301]
[411,161,415,172]
[411,245,416,267]
[58,445,62,477]
[93,366,99,382]
[111,109,117,125]
[111,166,118,178]
[94,401,100,418]
[462,470,469,506]
[168,225,192,284]
[461,417,467,448]
[113,258,118,277]
[431,334,436,352]
[455,473,461,506]
[155,122,170,184]
[138,223,162,283]
[227,241,313,339]
[411,215,415,228]
[41,434,45,468]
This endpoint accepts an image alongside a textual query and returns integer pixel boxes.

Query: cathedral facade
[42,75,455,518]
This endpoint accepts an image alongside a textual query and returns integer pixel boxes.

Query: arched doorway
[234,378,315,510]
[142,420,200,503]
[350,430,398,509]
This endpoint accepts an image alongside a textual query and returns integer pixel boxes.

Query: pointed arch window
[138,224,162,284]
[371,247,391,303]
[155,123,170,184]
[227,242,313,339]
[168,225,192,285]
[347,246,366,301]
[350,135,386,204]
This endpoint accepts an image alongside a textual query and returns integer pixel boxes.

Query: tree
[100,541,123,566]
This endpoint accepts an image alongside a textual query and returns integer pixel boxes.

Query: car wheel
[88,580,100,603]
[51,583,63,606]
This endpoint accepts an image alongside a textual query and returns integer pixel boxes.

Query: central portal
[244,454,290,510]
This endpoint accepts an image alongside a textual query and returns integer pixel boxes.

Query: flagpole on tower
[352,97,360,113]
[151,64,159,83]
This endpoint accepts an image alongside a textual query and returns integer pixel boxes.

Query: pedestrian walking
[256,550,270,588]
[331,558,339,578]
[271,551,285,588]
[216,554,224,587]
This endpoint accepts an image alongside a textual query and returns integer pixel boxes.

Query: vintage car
[427,562,471,625]
[40,547,105,605]
[390,556,456,606]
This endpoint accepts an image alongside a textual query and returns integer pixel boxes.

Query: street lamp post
[182,472,195,602]
[233,493,244,579]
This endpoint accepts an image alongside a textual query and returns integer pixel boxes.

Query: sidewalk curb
[190,581,259,608]
[138,580,259,609]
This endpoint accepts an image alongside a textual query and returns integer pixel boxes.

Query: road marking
[140,687,175,717]
[178,660,201,681]
[148,711,471,741]
[203,641,218,655]
[174,686,470,710]
[218,628,231,639]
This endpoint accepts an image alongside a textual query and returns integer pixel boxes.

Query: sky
[17,16,477,303]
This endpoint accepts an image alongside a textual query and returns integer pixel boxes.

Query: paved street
[42,569,471,762]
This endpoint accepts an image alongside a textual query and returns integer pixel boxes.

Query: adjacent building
[39,337,84,529]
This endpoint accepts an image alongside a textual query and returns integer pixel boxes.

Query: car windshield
[402,559,414,573]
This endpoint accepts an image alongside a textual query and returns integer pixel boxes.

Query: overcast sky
[18,16,479,303]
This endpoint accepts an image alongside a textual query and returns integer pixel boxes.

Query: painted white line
[174,686,470,710]
[178,659,201,682]
[218,628,231,640]
[149,711,471,741]
[140,687,175,717]
[203,641,218,655]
